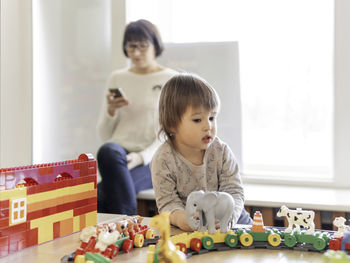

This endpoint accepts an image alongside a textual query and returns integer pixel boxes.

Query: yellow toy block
[73,216,81,232]
[85,211,97,227]
[27,182,95,203]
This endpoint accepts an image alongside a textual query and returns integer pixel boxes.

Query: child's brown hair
[158,73,220,146]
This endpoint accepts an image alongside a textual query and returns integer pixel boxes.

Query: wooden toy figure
[149,212,186,263]
[277,205,315,234]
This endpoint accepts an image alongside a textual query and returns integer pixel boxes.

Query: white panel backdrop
[158,42,242,167]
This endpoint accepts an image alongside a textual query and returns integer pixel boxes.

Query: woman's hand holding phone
[107,88,129,117]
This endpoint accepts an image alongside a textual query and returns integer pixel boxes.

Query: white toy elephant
[185,190,235,234]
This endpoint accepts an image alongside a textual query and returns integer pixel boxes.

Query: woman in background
[97,19,177,215]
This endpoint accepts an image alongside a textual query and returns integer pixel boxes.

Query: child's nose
[203,120,212,131]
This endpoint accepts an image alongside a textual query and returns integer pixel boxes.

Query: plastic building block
[277,205,315,234]
[0,153,97,257]
[148,212,186,263]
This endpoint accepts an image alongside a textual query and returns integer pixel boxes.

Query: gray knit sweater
[151,137,245,225]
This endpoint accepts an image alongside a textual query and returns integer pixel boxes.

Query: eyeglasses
[125,42,150,52]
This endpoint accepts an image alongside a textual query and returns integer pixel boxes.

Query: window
[10,198,27,225]
[126,0,334,184]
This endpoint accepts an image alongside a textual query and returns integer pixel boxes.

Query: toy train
[146,208,350,263]
[62,215,158,263]
[62,206,349,263]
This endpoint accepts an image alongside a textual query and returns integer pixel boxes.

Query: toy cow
[277,205,315,234]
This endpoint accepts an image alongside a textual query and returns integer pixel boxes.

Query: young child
[151,73,252,231]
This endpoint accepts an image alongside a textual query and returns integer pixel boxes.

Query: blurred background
[1,0,349,189]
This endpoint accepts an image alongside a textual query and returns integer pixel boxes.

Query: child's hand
[215,219,220,229]
[170,210,193,232]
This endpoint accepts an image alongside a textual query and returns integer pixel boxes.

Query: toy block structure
[251,211,266,232]
[0,153,97,257]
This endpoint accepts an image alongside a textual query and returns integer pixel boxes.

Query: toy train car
[146,209,350,263]
[145,227,346,263]
[168,227,332,256]
[67,216,157,263]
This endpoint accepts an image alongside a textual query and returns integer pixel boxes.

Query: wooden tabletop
[0,213,325,262]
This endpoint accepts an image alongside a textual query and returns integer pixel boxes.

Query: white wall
[333,0,350,187]
[32,0,112,163]
[1,0,350,189]
[0,0,32,167]
[158,42,242,167]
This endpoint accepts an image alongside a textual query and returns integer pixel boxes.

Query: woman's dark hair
[122,19,164,57]
[158,73,220,146]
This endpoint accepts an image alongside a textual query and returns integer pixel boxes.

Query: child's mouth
[202,135,212,143]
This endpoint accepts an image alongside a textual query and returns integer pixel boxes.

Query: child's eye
[209,116,216,121]
[193,119,201,123]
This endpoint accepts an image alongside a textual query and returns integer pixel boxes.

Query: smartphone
[109,88,126,99]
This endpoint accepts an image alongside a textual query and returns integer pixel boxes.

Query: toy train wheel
[145,229,155,239]
[108,244,119,259]
[122,239,134,253]
[225,234,238,248]
[201,236,214,250]
[134,233,145,248]
[190,238,202,252]
[240,233,253,247]
[267,233,281,247]
[313,237,326,251]
[284,234,297,247]
[176,243,187,254]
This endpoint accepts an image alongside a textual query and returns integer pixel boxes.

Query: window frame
[10,197,27,225]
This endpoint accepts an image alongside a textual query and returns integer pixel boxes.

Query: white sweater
[97,68,177,164]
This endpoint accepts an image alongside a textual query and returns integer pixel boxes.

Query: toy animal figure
[127,219,137,236]
[116,219,129,236]
[333,217,350,238]
[129,215,144,224]
[149,212,186,263]
[126,215,143,233]
[95,228,120,252]
[277,205,315,234]
[185,190,234,234]
[80,225,97,243]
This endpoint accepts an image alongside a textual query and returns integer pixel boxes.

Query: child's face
[173,106,218,154]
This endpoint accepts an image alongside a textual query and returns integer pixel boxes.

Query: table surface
[0,213,326,263]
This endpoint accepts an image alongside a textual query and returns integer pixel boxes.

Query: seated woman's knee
[97,142,127,163]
